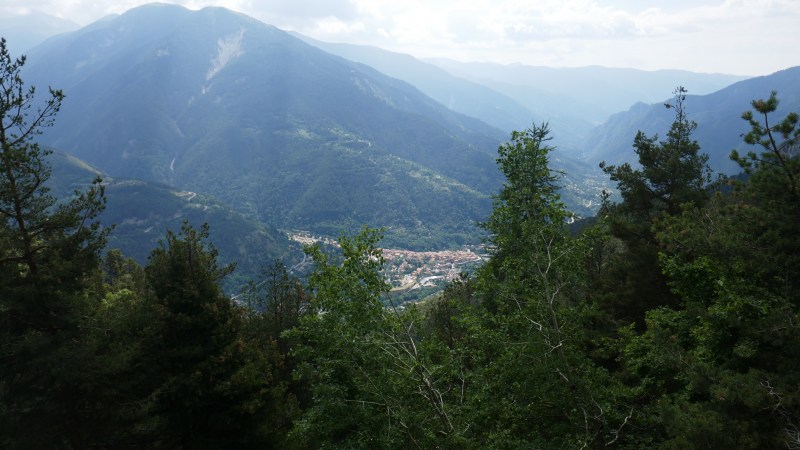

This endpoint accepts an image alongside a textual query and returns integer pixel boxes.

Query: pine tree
[601,87,711,222]
[620,94,800,448]
[141,222,284,448]
[595,87,712,327]
[0,37,108,447]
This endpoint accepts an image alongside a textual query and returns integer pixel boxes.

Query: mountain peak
[122,2,190,15]
[22,5,506,249]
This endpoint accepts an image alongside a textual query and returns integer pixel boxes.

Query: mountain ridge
[425,58,749,146]
[292,34,538,133]
[581,66,800,174]
[21,3,507,249]
[0,10,79,54]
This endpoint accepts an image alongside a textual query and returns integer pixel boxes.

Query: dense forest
[2,36,800,449]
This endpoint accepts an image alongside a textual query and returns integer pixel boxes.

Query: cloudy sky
[2,0,798,76]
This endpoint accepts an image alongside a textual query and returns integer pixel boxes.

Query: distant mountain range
[0,11,79,54]
[580,66,800,174]
[426,59,749,133]
[294,37,748,155]
[6,2,796,257]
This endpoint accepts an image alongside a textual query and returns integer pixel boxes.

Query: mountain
[48,151,300,290]
[22,3,511,249]
[291,34,607,217]
[581,66,800,174]
[0,11,79,54]
[292,34,537,133]
[426,59,749,146]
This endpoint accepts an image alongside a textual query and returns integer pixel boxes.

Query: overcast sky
[2,0,798,76]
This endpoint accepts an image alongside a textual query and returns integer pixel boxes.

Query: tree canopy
[2,35,799,448]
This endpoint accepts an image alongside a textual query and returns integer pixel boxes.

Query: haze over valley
[3,2,800,447]
[6,2,794,287]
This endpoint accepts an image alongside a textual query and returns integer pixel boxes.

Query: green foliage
[138,221,288,448]
[1,32,312,443]
[286,125,638,448]
[729,92,800,295]
[593,87,713,328]
[727,91,800,299]
[3,31,800,448]
[242,259,307,336]
[479,123,571,304]
[101,248,146,294]
[615,93,800,448]
[601,87,711,221]
[0,37,109,447]
[240,259,309,405]
[290,228,473,448]
[732,91,800,188]
[419,274,476,349]
[466,124,635,447]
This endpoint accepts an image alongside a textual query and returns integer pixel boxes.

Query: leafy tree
[465,124,633,447]
[289,228,394,447]
[479,123,567,291]
[290,228,471,448]
[0,37,108,447]
[421,274,476,350]
[101,248,147,294]
[476,123,578,406]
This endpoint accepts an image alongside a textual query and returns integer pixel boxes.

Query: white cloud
[0,0,797,74]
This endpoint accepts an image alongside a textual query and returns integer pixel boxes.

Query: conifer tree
[0,37,107,447]
[620,93,800,448]
[601,87,711,221]
[470,124,630,447]
[141,222,282,448]
[596,87,711,326]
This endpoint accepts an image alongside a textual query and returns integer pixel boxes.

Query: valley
[9,3,797,298]
[290,231,485,303]
[382,246,485,304]
[3,2,799,447]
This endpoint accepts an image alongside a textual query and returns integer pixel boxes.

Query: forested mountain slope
[293,34,537,133]
[23,3,508,248]
[4,16,800,446]
[48,151,299,289]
